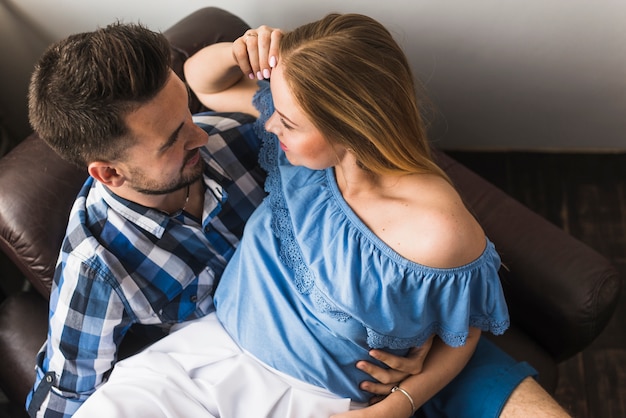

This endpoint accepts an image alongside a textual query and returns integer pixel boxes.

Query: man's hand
[357,336,433,404]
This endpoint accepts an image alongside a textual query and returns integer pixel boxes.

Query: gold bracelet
[391,385,416,414]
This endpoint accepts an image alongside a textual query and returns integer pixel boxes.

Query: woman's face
[266,64,345,170]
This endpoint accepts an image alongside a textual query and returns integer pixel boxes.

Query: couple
[27,7,568,418]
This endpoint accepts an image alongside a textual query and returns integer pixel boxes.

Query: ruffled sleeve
[358,241,510,349]
[301,175,510,349]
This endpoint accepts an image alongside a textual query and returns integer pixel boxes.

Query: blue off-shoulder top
[214,81,510,402]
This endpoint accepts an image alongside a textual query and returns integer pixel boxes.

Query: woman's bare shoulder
[384,174,486,268]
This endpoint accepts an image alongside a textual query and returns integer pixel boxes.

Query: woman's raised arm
[184,26,283,117]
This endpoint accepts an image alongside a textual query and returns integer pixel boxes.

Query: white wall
[0,0,50,143]
[2,0,625,150]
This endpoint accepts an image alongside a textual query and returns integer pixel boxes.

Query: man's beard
[129,157,204,196]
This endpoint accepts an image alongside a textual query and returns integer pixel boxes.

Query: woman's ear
[88,162,126,187]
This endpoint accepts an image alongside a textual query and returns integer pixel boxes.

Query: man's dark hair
[28,22,172,167]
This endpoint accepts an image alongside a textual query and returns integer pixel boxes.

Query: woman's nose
[264,112,279,136]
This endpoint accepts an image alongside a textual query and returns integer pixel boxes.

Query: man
[24,17,267,417]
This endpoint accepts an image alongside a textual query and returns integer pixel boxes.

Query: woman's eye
[280,118,294,130]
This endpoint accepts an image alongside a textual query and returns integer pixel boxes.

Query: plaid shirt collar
[95,154,228,239]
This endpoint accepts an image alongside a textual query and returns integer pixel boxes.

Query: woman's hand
[184,24,283,115]
[358,336,433,404]
[232,26,284,81]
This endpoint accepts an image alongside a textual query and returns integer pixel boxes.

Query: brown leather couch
[0,7,621,416]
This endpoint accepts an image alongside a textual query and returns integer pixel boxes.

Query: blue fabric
[420,338,538,417]
[27,112,266,418]
[214,83,511,404]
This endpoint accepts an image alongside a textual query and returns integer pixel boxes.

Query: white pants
[75,313,356,418]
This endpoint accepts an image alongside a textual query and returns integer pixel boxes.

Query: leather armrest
[0,291,48,403]
[0,135,86,298]
[435,150,622,361]
[164,7,250,113]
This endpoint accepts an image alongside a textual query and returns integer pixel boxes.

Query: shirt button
[190,295,198,302]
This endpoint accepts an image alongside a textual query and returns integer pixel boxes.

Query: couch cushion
[0,135,86,297]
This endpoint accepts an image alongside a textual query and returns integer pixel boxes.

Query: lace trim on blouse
[253,85,352,326]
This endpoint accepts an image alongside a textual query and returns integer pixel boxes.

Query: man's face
[119,71,208,195]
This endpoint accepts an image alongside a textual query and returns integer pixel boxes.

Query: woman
[76,13,565,418]
[193,13,508,416]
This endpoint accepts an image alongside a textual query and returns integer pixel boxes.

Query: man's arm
[27,257,131,418]
[356,336,434,401]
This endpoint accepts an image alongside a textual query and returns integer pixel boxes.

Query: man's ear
[88,161,126,187]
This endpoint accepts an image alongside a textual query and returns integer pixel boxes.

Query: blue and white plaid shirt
[27,112,266,417]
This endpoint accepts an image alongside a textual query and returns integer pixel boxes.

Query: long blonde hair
[279,13,449,181]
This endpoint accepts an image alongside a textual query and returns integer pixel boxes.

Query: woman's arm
[333,327,482,418]
[184,26,283,117]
